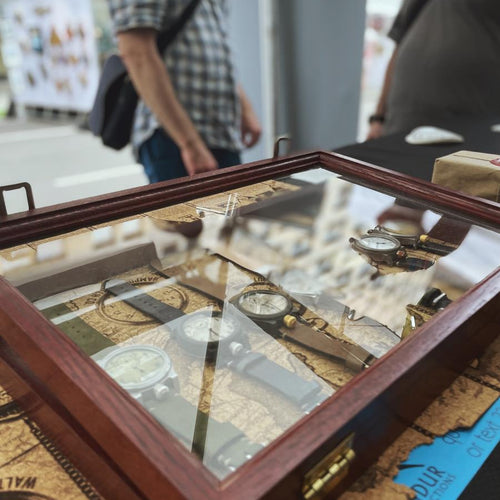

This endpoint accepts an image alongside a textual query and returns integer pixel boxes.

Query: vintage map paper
[0,389,101,499]
[340,336,500,500]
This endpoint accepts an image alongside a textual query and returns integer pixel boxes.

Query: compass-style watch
[158,258,376,373]
[94,344,263,476]
[105,279,325,412]
[229,289,375,372]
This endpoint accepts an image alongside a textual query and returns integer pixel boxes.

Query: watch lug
[167,371,180,393]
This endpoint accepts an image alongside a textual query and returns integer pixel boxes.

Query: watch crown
[229,342,244,356]
[154,383,170,400]
[283,315,297,328]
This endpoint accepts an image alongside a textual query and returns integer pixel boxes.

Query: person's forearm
[118,30,202,150]
[374,47,398,117]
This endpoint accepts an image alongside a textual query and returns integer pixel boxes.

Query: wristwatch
[368,224,420,247]
[105,279,325,412]
[158,256,376,373]
[368,225,460,256]
[348,233,406,266]
[94,344,263,477]
[96,344,179,402]
[349,216,467,272]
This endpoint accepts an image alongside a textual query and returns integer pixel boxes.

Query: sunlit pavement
[0,115,147,215]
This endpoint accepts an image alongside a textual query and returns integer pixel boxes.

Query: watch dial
[182,314,238,343]
[104,347,167,386]
[237,291,290,317]
[359,235,400,251]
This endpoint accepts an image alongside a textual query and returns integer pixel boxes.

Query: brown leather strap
[18,242,159,301]
[426,216,470,247]
[283,322,374,373]
[159,269,228,302]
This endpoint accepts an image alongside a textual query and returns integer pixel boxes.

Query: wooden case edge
[0,151,499,499]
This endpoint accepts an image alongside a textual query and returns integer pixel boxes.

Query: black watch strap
[105,279,185,323]
[230,351,323,412]
[146,395,262,475]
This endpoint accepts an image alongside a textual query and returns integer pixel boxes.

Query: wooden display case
[0,151,500,500]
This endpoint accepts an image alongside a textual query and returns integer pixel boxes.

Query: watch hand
[263,300,280,312]
[209,328,220,338]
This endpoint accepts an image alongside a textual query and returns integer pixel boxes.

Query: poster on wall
[2,0,100,112]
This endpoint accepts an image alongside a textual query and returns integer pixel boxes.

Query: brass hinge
[303,433,356,499]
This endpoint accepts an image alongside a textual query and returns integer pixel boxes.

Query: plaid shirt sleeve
[107,0,169,33]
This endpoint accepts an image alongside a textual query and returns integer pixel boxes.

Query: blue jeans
[139,129,241,183]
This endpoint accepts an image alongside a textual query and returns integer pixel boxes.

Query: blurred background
[0,0,402,214]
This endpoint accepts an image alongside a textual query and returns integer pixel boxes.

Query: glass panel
[1,167,499,480]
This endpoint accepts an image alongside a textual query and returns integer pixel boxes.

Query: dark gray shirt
[384,0,500,134]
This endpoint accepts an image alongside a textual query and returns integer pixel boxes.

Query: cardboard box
[433,150,500,202]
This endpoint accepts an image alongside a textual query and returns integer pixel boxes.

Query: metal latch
[303,433,356,499]
[0,182,36,216]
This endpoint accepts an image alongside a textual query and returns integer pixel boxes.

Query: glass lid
[1,167,499,479]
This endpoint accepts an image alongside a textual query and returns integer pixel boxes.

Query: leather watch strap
[280,322,375,372]
[146,394,263,475]
[230,351,323,412]
[19,243,158,302]
[419,216,470,256]
[106,279,185,323]
[173,273,228,302]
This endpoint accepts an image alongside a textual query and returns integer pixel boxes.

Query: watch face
[357,234,401,252]
[101,345,171,391]
[236,290,292,320]
[181,313,239,344]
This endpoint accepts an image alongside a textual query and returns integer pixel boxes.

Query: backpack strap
[157,0,202,54]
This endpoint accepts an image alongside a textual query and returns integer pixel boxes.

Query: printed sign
[395,396,500,499]
[1,0,100,111]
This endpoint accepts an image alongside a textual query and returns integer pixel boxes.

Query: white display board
[2,0,100,111]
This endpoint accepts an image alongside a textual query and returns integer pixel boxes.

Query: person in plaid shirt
[108,0,261,182]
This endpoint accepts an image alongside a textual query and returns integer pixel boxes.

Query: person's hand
[241,106,262,148]
[238,87,261,148]
[180,139,218,176]
[366,122,384,140]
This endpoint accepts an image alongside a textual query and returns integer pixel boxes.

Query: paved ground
[0,115,147,214]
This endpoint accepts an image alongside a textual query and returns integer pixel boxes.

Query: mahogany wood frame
[1,151,500,499]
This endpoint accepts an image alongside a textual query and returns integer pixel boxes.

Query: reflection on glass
[2,167,500,479]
